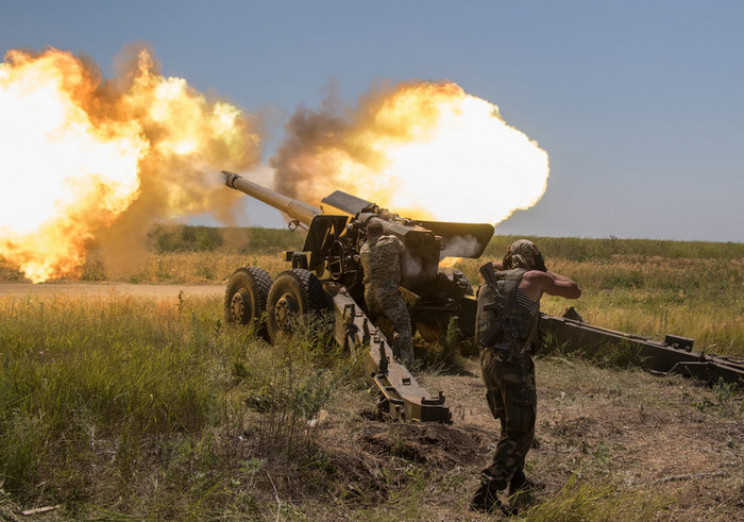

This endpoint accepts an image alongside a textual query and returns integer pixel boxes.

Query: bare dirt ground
[0,282,224,299]
[307,358,744,520]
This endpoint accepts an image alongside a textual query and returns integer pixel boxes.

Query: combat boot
[470,481,505,514]
[508,469,545,496]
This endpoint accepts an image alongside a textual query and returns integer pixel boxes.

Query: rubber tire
[266,269,328,344]
[224,267,273,339]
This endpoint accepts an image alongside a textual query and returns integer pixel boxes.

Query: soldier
[471,239,581,514]
[359,218,414,364]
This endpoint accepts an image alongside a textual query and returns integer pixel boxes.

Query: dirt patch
[342,357,744,519]
[358,420,491,467]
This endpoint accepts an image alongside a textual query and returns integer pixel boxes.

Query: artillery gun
[221,171,494,422]
[221,171,744,422]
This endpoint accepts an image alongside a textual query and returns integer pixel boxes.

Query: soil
[312,358,744,520]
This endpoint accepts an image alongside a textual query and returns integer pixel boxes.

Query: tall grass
[484,234,744,261]
[0,294,350,518]
[76,229,744,356]
[148,225,303,254]
[520,474,673,521]
[453,235,744,357]
[1,228,741,519]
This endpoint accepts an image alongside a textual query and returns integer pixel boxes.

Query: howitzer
[222,171,495,422]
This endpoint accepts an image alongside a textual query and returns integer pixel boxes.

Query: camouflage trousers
[365,286,413,363]
[479,345,537,491]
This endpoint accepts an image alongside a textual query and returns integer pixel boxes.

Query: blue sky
[2,1,743,241]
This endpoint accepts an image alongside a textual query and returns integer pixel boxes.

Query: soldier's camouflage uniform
[360,234,413,362]
[475,267,539,492]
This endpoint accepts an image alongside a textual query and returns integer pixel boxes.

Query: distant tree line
[148,225,303,253]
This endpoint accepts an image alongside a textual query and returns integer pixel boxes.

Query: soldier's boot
[470,481,500,513]
[508,469,545,496]
[470,481,512,515]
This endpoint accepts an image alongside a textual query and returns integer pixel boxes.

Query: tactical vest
[475,268,540,346]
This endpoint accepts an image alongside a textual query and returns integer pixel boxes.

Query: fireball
[0,46,260,282]
[0,44,548,283]
[272,81,549,224]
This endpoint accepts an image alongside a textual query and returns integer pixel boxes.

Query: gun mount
[222,171,494,422]
[221,171,744,421]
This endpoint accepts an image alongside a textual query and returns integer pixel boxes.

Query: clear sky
[2,1,743,242]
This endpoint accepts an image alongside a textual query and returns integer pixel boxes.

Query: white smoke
[403,251,423,278]
[439,235,481,259]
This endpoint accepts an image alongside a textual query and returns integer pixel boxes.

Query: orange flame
[271,81,549,224]
[0,46,260,282]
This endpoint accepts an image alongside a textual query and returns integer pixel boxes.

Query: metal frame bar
[324,282,452,423]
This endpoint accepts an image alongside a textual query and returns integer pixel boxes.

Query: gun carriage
[222,171,494,422]
[222,171,744,423]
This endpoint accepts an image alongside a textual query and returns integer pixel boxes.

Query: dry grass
[72,231,744,357]
[1,230,743,519]
[5,227,742,357]
[0,290,742,520]
[418,356,744,521]
[451,242,744,357]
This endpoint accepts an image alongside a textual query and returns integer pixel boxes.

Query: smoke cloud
[440,235,481,259]
[98,45,262,276]
[269,79,549,224]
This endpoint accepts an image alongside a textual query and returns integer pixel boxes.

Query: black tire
[266,269,328,344]
[224,267,273,339]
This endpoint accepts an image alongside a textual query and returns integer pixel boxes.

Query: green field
[0,227,742,520]
[26,226,744,357]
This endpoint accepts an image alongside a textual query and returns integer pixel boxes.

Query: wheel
[266,269,328,344]
[224,267,273,339]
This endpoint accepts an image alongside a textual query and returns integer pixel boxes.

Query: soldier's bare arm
[521,270,581,300]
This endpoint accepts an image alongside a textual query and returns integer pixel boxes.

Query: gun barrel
[222,171,320,225]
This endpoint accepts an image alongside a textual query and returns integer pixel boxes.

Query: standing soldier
[471,239,581,514]
[359,218,414,364]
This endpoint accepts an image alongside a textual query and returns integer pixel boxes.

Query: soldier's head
[366,218,384,239]
[503,239,546,271]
